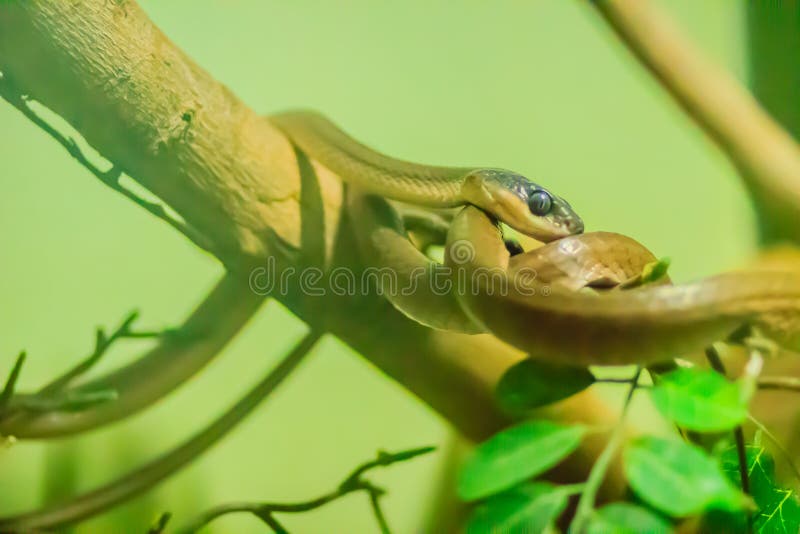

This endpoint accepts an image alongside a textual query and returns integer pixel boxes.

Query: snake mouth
[505,212,576,243]
[563,216,585,235]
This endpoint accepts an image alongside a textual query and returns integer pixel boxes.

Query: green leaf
[650,368,752,431]
[496,359,595,413]
[458,421,586,501]
[465,482,568,534]
[624,436,748,517]
[640,257,671,285]
[719,445,800,533]
[585,503,671,534]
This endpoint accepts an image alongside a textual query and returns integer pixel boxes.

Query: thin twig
[0,331,323,532]
[0,312,165,423]
[258,512,289,534]
[175,446,435,534]
[0,72,214,254]
[593,377,636,384]
[757,376,800,392]
[705,346,752,532]
[0,352,26,411]
[570,366,642,533]
[368,485,391,534]
[39,311,156,393]
[0,273,263,440]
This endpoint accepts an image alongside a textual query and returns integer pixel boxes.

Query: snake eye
[528,190,553,216]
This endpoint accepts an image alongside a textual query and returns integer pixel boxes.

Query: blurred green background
[0,1,752,532]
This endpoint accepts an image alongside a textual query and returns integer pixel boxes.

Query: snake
[271,110,583,242]
[271,111,800,366]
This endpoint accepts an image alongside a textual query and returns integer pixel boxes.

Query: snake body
[273,110,800,365]
[445,207,800,365]
[272,110,465,205]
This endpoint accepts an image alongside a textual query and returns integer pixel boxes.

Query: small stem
[176,446,434,533]
[705,346,752,532]
[0,312,168,424]
[571,367,642,533]
[0,273,264,439]
[368,488,390,534]
[259,512,289,534]
[560,483,587,496]
[757,376,800,391]
[0,352,26,411]
[39,311,143,393]
[593,377,636,384]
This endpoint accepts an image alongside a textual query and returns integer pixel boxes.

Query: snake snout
[565,217,585,235]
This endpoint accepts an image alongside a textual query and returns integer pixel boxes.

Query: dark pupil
[528,191,552,215]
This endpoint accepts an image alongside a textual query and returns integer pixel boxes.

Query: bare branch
[175,446,434,534]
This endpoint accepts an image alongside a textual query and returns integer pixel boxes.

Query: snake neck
[270,110,470,206]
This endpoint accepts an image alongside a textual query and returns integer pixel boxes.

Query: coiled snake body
[272,111,800,366]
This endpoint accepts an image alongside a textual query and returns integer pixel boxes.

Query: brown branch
[588,0,800,243]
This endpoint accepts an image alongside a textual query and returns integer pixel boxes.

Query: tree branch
[0,331,322,532]
[0,274,264,439]
[588,0,800,243]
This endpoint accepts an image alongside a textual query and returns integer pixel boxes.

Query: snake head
[463,169,584,242]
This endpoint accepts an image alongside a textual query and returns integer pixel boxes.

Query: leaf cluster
[458,358,800,533]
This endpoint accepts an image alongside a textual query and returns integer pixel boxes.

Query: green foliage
[624,436,748,517]
[585,503,671,534]
[718,445,800,533]
[650,368,752,431]
[458,420,586,501]
[495,359,595,413]
[465,482,569,534]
